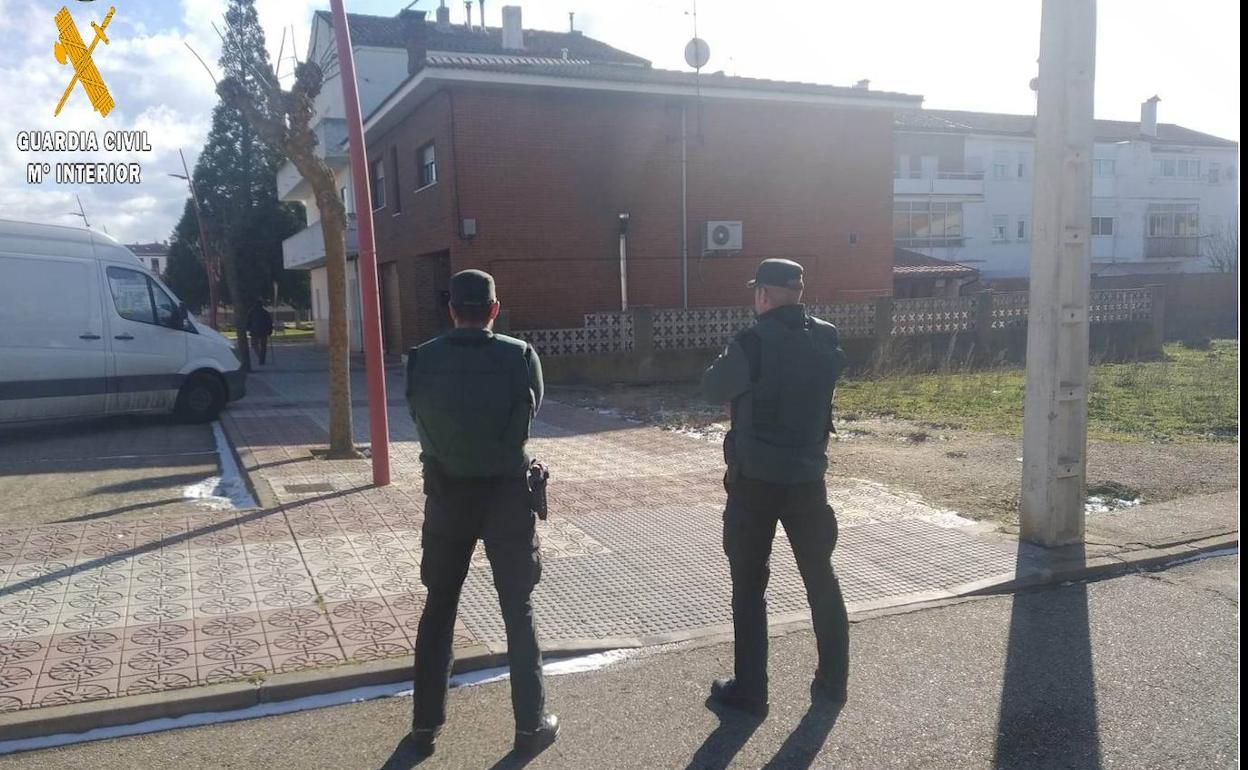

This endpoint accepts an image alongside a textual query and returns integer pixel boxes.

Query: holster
[526,459,550,521]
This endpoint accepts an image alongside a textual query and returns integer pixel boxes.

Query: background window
[1091,217,1115,236]
[892,201,963,246]
[992,215,1009,240]
[1016,152,1028,179]
[1207,162,1221,183]
[418,143,437,188]
[1016,217,1028,240]
[992,150,1010,180]
[370,159,386,210]
[1093,159,1116,177]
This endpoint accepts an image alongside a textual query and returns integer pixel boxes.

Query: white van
[0,219,245,425]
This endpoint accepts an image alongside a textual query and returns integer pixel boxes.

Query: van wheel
[176,373,225,423]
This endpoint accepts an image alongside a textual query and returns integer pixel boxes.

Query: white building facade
[893,100,1239,281]
[278,12,412,350]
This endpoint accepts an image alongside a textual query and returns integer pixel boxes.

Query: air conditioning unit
[704,220,743,253]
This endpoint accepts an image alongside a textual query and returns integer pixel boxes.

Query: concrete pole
[1021,0,1096,546]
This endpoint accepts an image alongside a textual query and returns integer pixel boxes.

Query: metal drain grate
[283,483,335,494]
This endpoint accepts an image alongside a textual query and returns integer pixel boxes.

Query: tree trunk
[222,239,252,373]
[318,193,357,458]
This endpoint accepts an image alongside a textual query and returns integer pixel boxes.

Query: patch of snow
[1084,495,1142,515]
[181,422,257,510]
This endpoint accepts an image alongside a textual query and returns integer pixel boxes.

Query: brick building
[284,6,921,352]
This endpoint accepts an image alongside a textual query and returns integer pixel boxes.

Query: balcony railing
[895,236,967,249]
[1145,236,1202,259]
[894,171,985,181]
[894,171,985,197]
[283,213,359,270]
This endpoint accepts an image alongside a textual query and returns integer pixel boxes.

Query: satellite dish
[685,37,710,69]
[1029,77,1039,92]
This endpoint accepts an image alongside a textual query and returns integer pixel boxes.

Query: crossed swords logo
[53,5,117,117]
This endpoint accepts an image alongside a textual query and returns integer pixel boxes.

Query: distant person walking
[246,301,274,366]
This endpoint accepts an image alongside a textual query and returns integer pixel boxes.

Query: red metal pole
[329,0,390,486]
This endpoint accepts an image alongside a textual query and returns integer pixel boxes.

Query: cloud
[0,0,323,244]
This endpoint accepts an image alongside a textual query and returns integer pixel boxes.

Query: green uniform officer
[701,258,851,717]
[405,269,558,756]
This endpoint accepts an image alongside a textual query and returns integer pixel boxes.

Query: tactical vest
[407,330,534,478]
[728,305,845,484]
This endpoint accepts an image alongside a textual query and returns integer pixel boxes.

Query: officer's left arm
[525,344,545,414]
[701,339,751,406]
[404,350,422,427]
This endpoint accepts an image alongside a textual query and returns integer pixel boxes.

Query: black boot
[710,677,769,718]
[811,669,848,704]
[514,714,559,755]
[407,725,439,757]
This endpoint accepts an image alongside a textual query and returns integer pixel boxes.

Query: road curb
[961,531,1239,596]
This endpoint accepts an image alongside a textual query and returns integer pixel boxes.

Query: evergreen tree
[166,0,307,364]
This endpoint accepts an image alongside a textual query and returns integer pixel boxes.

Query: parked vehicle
[0,219,245,425]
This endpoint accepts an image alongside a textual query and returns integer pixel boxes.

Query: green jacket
[406,328,544,478]
[702,304,844,484]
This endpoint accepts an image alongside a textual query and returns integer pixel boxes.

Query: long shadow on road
[994,544,1101,770]
[684,700,764,770]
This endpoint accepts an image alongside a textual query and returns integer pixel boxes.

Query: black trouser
[723,475,849,698]
[413,475,545,732]
[250,334,269,365]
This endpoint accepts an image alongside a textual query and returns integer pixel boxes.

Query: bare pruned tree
[1204,225,1239,274]
[209,5,356,459]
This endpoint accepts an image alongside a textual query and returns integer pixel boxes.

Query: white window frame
[1093,159,1116,177]
[992,215,1009,241]
[370,159,386,211]
[417,142,437,190]
[1091,217,1115,236]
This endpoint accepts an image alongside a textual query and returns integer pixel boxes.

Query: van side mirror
[172,303,191,331]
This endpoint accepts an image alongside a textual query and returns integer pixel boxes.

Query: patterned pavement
[0,345,1022,715]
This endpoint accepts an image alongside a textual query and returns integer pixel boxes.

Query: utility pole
[1021,0,1096,546]
[170,148,221,330]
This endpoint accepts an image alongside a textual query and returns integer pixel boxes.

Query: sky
[0,0,1239,244]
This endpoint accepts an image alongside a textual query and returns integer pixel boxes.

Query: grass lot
[221,327,315,341]
[836,341,1239,443]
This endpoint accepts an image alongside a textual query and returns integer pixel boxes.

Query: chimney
[464,1,473,30]
[478,0,486,32]
[854,79,870,90]
[502,5,523,49]
[1140,95,1160,138]
[399,9,428,75]
[436,0,450,29]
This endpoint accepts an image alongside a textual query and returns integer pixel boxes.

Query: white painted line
[181,422,257,510]
[0,651,635,756]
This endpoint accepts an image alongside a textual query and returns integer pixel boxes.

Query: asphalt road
[0,415,222,527]
[3,554,1236,770]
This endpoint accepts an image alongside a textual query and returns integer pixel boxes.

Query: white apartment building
[893,98,1239,281]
